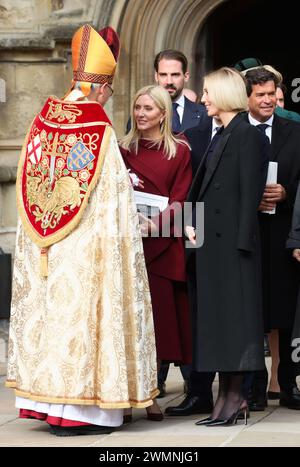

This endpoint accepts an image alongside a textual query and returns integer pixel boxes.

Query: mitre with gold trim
[71,24,120,96]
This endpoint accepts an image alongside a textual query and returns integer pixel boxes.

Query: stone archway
[107,0,225,135]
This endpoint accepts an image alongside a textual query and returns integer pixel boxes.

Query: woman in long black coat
[186,67,269,426]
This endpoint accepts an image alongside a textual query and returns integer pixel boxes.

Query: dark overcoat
[286,182,300,340]
[256,115,300,330]
[187,114,268,372]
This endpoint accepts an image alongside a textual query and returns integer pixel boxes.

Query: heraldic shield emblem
[17,96,112,248]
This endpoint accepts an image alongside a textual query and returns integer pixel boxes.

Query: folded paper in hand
[262,161,278,215]
[134,191,169,218]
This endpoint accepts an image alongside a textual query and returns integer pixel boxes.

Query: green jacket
[275,106,300,123]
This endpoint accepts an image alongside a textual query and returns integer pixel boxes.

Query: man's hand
[293,249,300,262]
[185,225,196,245]
[263,184,286,203]
[258,201,276,212]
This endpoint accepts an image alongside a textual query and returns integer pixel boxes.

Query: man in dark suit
[244,67,300,411]
[152,50,208,398]
[126,49,207,135]
[287,183,300,345]
[154,49,207,132]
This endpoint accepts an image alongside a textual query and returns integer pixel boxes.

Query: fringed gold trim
[40,247,49,277]
[16,125,112,250]
[5,381,159,409]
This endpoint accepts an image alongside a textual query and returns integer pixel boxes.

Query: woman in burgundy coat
[119,85,192,420]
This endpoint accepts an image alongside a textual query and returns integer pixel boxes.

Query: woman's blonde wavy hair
[119,85,189,159]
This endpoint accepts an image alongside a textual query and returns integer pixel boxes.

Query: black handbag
[0,247,12,318]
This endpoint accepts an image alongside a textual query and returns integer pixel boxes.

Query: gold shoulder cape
[17,96,112,248]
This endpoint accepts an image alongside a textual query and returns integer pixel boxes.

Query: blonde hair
[204,67,248,112]
[119,85,189,159]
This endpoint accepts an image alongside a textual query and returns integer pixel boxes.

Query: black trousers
[189,370,215,399]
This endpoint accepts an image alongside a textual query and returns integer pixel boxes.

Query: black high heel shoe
[206,406,248,427]
[195,416,212,426]
[195,407,249,426]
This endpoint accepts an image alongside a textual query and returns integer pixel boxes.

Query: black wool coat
[256,115,300,330]
[187,114,268,372]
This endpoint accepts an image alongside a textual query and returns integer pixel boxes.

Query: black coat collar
[196,114,243,200]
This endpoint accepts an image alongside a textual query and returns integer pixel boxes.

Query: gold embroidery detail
[45,101,83,123]
[24,130,101,231]
[28,176,81,230]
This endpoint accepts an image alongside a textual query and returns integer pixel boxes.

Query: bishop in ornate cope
[6,24,158,436]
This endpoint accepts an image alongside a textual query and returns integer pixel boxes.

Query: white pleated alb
[16,396,123,427]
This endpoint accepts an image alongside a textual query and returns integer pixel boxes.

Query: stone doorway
[196,0,300,112]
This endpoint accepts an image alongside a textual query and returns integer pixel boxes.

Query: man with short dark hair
[154,49,207,132]
[244,67,300,411]
[149,49,208,398]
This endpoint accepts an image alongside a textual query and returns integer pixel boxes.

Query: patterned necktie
[256,123,269,134]
[172,102,181,133]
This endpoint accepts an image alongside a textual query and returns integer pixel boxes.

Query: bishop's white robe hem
[16,396,123,426]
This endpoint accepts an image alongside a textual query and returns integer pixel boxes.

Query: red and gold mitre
[71,24,120,95]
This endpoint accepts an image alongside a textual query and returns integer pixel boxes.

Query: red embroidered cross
[28,138,41,164]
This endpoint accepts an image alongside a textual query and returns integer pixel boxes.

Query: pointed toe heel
[195,417,213,426]
[206,407,248,427]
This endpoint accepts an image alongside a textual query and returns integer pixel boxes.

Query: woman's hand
[128,170,144,189]
[138,213,158,236]
[185,225,196,245]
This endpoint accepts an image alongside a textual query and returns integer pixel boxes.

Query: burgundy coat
[120,139,192,282]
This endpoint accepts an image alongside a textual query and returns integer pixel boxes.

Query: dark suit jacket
[286,182,300,340]
[253,114,300,329]
[287,182,300,249]
[184,117,212,176]
[126,96,208,134]
[179,97,207,132]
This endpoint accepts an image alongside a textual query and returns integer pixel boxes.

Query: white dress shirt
[174,93,185,123]
[248,114,274,142]
[211,119,222,140]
